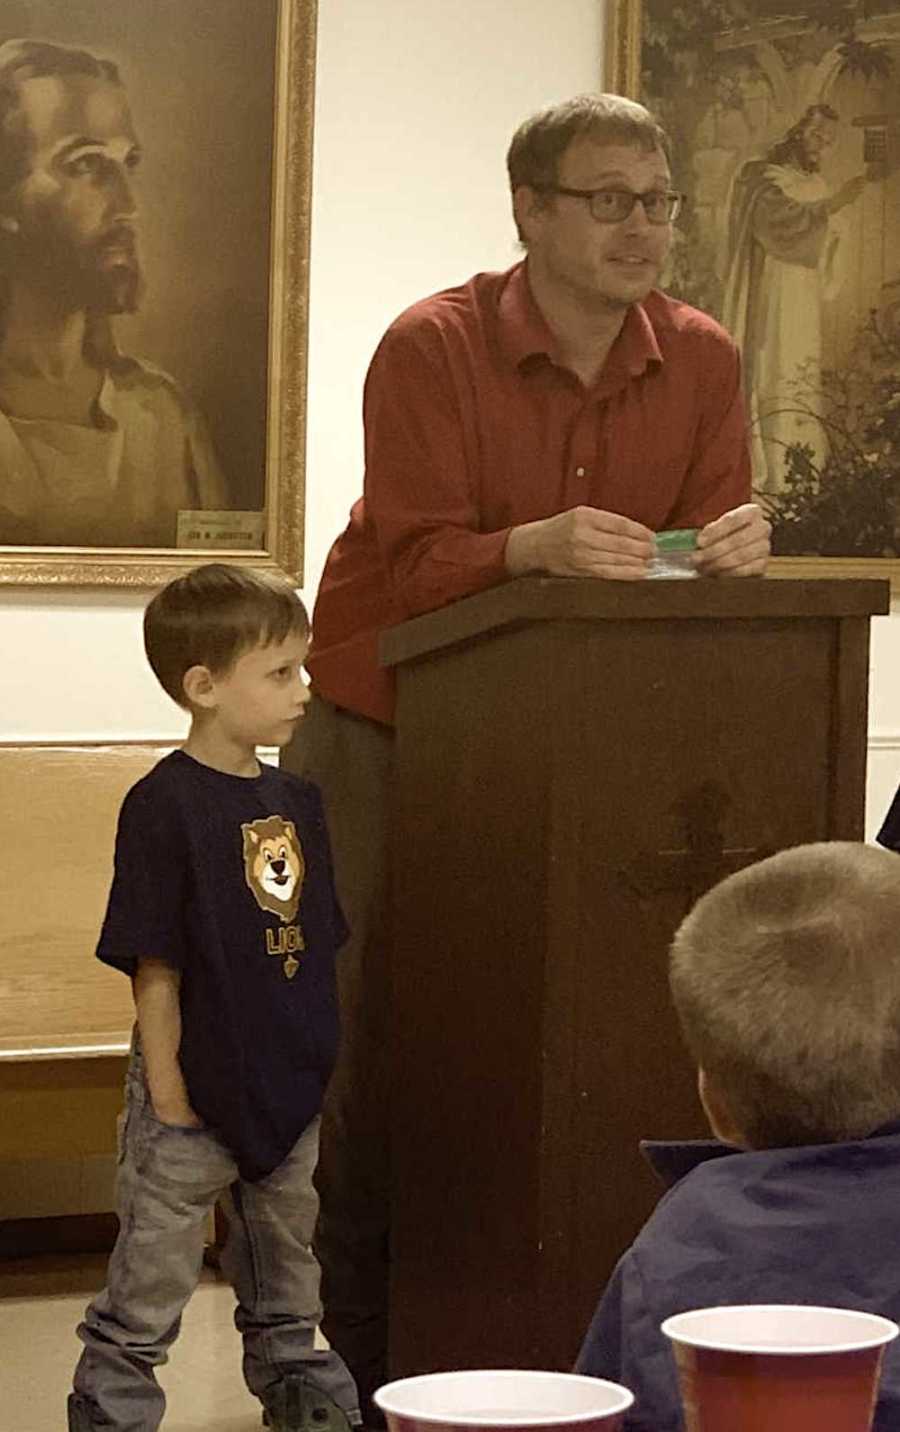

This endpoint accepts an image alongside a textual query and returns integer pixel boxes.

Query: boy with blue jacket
[577,842,900,1431]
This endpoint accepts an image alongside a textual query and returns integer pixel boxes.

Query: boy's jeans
[70,1047,359,1431]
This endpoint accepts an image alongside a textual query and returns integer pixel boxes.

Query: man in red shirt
[285,93,770,1423]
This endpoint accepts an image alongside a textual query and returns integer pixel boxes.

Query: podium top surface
[380,576,890,668]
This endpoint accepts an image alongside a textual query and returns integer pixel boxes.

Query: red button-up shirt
[307,262,751,725]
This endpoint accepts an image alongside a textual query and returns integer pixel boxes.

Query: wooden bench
[0,742,171,1235]
[0,742,174,1061]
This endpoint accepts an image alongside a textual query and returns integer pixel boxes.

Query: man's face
[799,114,837,171]
[516,137,673,311]
[5,71,142,313]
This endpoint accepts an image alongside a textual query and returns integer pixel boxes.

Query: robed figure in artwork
[722,102,868,492]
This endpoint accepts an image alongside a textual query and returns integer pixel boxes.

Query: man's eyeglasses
[534,185,683,225]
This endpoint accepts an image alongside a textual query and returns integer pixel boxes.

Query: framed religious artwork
[0,0,314,586]
[606,0,900,578]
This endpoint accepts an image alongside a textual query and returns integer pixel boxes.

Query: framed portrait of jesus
[0,0,313,586]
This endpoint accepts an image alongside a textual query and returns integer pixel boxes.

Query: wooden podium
[380,576,889,1378]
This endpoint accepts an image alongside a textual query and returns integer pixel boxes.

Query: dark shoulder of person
[877,784,900,854]
[115,750,190,839]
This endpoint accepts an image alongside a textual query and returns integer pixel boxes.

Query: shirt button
[575,466,586,478]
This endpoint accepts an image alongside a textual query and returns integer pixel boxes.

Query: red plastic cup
[662,1304,899,1431]
[374,1370,634,1432]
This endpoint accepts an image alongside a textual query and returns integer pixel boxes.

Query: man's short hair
[670,842,900,1149]
[507,93,672,242]
[144,563,310,708]
[0,39,121,204]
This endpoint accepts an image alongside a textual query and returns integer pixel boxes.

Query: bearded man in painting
[0,39,225,548]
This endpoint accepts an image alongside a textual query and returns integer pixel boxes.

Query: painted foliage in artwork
[639,1,900,555]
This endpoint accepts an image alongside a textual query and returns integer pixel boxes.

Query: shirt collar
[618,299,664,376]
[92,349,151,431]
[85,316,140,430]
[497,260,663,383]
[93,371,120,430]
[497,260,558,368]
[640,1137,739,1189]
[640,1118,900,1191]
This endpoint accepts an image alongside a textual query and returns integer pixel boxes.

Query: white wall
[2,0,899,834]
[303,0,602,608]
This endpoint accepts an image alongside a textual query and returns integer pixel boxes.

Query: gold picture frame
[605,0,900,584]
[0,0,314,587]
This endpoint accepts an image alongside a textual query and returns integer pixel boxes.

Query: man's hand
[695,503,771,576]
[505,506,654,580]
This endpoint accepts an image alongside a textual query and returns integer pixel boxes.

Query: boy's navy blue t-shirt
[97,749,348,1181]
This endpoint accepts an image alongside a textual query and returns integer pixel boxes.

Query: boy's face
[203,631,311,750]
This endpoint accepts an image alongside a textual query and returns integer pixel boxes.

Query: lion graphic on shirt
[241,815,305,923]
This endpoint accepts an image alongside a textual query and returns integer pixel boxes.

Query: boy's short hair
[144,563,309,707]
[670,842,900,1149]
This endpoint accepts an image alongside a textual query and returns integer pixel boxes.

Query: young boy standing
[68,564,359,1432]
[576,841,900,1432]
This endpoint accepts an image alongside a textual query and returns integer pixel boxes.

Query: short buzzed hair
[507,93,671,242]
[144,563,309,708]
[670,842,900,1149]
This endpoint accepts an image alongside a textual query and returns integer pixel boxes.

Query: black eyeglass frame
[532,185,684,225]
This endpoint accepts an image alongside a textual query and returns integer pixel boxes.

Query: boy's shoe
[262,1374,354,1432]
